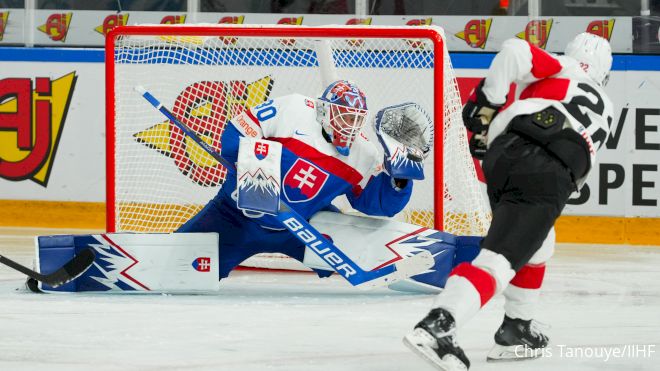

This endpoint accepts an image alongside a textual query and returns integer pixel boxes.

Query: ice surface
[1,227,658,371]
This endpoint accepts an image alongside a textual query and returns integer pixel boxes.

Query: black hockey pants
[480,132,575,271]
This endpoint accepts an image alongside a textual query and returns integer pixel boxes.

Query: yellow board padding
[0,200,658,246]
[0,200,105,229]
[554,216,660,246]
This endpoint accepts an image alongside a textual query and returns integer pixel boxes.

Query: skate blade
[402,329,468,371]
[486,344,544,362]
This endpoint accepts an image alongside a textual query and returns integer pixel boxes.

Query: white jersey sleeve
[482,38,565,105]
[484,38,613,186]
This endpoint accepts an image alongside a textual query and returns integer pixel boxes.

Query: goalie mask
[316,80,368,156]
[565,32,612,87]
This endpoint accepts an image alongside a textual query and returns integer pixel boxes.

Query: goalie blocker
[33,214,480,294]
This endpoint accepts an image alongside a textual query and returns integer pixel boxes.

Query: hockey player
[403,32,614,370]
[177,80,432,280]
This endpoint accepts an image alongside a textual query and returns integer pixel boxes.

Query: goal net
[106,24,490,269]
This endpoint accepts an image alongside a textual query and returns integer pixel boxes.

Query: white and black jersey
[482,38,614,187]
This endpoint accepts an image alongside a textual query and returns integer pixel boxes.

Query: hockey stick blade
[0,247,95,288]
[354,250,434,289]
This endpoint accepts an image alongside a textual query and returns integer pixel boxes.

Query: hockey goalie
[31,80,480,293]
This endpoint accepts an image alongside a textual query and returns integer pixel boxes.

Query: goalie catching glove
[374,102,433,181]
[462,79,503,159]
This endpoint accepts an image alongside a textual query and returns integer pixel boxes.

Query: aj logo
[95,13,129,36]
[0,73,77,186]
[134,76,274,187]
[456,19,493,49]
[161,15,186,24]
[405,18,433,49]
[218,16,245,45]
[345,18,372,47]
[586,19,615,40]
[277,16,304,46]
[516,19,553,49]
[38,13,72,42]
[0,12,9,41]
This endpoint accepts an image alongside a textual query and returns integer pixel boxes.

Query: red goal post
[105,25,490,261]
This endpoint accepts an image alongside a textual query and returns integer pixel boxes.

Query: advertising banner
[0,11,635,53]
[0,61,105,201]
[0,50,658,218]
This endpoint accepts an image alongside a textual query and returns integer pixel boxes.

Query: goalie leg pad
[306,212,483,293]
[35,233,220,293]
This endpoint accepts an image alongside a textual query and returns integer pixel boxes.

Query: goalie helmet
[564,32,612,87]
[316,80,368,156]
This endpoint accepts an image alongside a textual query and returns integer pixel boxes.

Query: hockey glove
[469,132,488,160]
[374,102,433,180]
[462,79,502,159]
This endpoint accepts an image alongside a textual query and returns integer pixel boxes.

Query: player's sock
[403,308,470,371]
[503,263,545,319]
[486,315,549,362]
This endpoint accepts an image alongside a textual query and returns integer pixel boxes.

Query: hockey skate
[403,308,470,371]
[486,315,549,362]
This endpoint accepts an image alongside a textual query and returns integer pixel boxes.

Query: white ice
[0,227,658,371]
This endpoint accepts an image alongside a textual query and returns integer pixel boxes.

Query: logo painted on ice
[133,76,273,187]
[192,257,211,272]
[283,159,329,203]
[254,142,269,160]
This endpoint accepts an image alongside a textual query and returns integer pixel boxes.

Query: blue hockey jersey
[216,93,412,229]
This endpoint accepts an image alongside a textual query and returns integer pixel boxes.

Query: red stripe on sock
[450,262,496,307]
[510,263,546,289]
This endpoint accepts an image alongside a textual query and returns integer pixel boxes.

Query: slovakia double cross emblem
[254,142,269,160]
[192,257,211,272]
[283,159,329,203]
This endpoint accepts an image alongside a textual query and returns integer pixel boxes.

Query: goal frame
[105,25,446,233]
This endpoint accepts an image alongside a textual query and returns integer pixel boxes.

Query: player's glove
[462,79,503,159]
[374,102,433,180]
[469,132,488,160]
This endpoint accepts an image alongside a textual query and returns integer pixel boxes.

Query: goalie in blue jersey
[32,80,481,294]
[176,80,454,282]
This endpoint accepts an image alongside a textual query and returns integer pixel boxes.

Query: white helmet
[564,32,612,86]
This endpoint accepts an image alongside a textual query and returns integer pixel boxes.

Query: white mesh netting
[109,25,490,269]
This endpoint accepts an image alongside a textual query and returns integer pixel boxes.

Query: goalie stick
[135,86,434,289]
[0,247,95,288]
